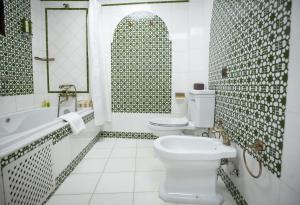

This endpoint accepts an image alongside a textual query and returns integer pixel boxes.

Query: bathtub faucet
[57,84,77,117]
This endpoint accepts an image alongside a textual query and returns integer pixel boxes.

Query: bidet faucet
[212,118,231,146]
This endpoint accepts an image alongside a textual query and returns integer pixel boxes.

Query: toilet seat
[149,117,189,127]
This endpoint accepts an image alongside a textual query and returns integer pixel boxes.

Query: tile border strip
[217,167,248,205]
[99,131,158,139]
[42,133,100,204]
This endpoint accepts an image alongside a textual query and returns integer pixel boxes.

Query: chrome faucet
[57,84,77,117]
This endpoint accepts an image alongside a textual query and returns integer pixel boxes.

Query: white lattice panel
[2,141,55,205]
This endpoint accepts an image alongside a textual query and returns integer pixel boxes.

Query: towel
[59,112,86,135]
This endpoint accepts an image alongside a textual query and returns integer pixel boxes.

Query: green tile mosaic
[99,131,158,139]
[111,12,172,113]
[209,0,292,177]
[0,0,33,96]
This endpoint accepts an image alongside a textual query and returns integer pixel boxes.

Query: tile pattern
[3,141,54,205]
[111,12,172,113]
[0,0,33,96]
[0,112,94,168]
[99,131,158,139]
[209,0,292,176]
[217,168,247,205]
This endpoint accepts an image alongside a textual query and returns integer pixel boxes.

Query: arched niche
[111,11,172,113]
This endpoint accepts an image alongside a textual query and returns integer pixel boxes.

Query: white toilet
[148,90,216,136]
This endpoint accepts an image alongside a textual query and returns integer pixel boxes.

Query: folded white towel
[59,112,86,135]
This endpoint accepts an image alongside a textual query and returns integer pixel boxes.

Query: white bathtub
[0,107,100,205]
[0,107,93,156]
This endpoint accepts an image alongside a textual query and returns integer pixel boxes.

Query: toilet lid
[149,117,189,127]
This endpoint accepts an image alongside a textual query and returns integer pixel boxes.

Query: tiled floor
[47,138,236,205]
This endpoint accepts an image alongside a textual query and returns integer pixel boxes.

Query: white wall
[0,0,90,115]
[223,1,300,204]
[102,0,213,132]
[0,0,212,130]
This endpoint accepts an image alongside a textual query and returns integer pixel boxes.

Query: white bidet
[153,135,236,205]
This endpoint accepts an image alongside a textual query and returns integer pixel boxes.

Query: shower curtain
[88,0,111,125]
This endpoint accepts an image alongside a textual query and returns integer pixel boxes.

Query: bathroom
[0,0,299,204]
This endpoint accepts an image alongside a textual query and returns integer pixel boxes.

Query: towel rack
[34,56,55,62]
[243,139,265,178]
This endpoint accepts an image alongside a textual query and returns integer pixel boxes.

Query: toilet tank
[188,90,215,128]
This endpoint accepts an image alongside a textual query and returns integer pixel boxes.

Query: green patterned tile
[111,12,172,113]
[0,0,33,96]
[209,0,292,177]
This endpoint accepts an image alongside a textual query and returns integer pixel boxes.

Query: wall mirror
[45,8,89,93]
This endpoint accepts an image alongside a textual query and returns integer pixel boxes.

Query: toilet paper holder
[175,92,185,100]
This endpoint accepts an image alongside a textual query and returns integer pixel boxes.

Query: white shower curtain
[88,0,111,125]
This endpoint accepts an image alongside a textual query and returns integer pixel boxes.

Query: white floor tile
[46,194,91,205]
[115,139,137,148]
[111,148,136,158]
[95,172,135,193]
[85,148,111,159]
[104,158,135,172]
[48,139,237,205]
[136,158,164,171]
[136,148,155,158]
[55,174,101,194]
[134,192,176,205]
[94,138,116,149]
[135,172,164,192]
[90,193,133,205]
[73,158,107,173]
[136,139,155,147]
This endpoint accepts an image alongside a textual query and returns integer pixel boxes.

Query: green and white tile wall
[209,0,297,205]
[111,12,172,113]
[0,0,47,115]
[0,0,91,115]
[0,0,33,96]
[209,0,291,177]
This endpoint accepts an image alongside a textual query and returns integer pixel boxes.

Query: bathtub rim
[0,108,93,159]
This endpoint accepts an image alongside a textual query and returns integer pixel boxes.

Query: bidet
[154,135,237,205]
